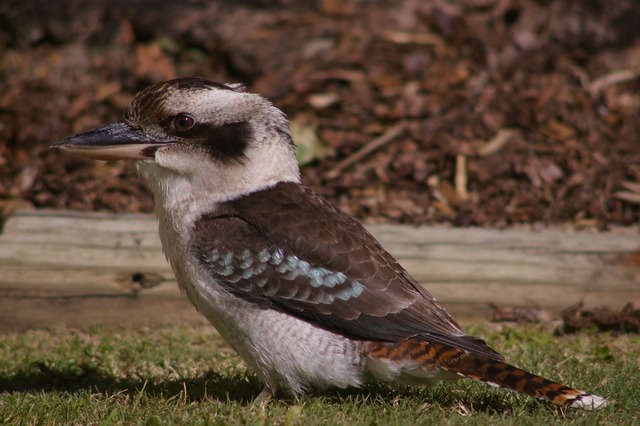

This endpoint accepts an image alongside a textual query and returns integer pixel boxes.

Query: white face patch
[164,86,272,129]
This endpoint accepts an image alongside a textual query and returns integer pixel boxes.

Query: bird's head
[54,76,300,203]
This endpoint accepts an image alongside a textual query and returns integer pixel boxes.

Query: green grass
[0,322,638,425]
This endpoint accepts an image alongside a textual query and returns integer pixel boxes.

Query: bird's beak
[52,121,173,161]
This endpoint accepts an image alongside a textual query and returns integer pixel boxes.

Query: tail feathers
[444,350,608,409]
[367,339,607,409]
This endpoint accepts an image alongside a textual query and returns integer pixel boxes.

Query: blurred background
[0,0,639,228]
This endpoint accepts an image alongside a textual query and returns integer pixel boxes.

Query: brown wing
[190,182,503,361]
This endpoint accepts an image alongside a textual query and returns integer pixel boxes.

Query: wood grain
[1,209,638,330]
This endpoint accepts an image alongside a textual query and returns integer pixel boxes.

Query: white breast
[139,160,366,393]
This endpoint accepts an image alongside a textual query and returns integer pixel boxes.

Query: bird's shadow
[0,362,260,404]
[0,362,416,406]
[0,362,522,413]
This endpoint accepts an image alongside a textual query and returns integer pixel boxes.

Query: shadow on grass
[0,363,524,413]
[293,379,517,414]
[0,364,262,403]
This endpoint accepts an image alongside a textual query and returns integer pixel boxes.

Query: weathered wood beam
[1,209,638,330]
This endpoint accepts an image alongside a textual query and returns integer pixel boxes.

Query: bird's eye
[172,113,196,132]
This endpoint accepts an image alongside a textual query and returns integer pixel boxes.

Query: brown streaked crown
[124,77,242,125]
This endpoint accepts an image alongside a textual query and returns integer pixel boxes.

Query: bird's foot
[253,387,273,405]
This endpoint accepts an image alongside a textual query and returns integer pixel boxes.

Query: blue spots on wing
[208,248,365,303]
[258,248,271,263]
[319,280,365,304]
[269,248,285,266]
[238,249,253,269]
[222,251,234,266]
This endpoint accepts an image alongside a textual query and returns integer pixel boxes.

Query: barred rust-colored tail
[368,339,607,409]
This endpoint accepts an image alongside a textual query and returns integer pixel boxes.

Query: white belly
[175,251,366,394]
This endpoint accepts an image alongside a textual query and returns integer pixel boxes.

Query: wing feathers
[189,182,500,360]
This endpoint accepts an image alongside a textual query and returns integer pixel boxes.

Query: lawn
[0,322,638,425]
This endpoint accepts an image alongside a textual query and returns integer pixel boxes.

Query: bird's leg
[253,387,274,405]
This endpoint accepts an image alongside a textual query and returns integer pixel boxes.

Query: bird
[53,76,607,409]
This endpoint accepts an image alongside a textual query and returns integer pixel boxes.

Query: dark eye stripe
[199,121,251,163]
[160,113,252,163]
[168,121,251,164]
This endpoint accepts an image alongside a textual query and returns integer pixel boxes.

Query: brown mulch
[1,0,639,228]
[562,302,640,333]
[489,302,551,324]
[490,301,640,334]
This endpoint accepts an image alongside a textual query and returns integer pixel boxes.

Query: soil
[1,0,639,228]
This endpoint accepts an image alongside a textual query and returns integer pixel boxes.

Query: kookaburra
[54,76,606,408]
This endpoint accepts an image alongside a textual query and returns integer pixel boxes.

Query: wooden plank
[0,295,208,332]
[1,209,639,330]
[2,209,158,234]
